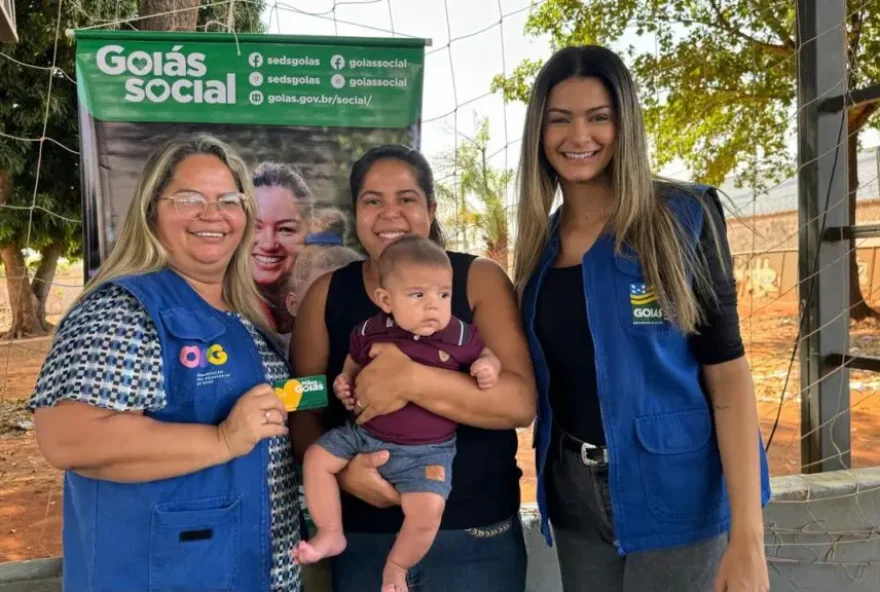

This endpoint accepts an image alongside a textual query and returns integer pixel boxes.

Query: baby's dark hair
[378,235,451,287]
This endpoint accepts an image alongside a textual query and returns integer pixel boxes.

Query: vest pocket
[633,409,724,522]
[161,308,227,343]
[149,496,241,591]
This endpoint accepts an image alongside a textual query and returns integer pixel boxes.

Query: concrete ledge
[0,557,62,592]
[4,470,880,592]
[764,466,880,592]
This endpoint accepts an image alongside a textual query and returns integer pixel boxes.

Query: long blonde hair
[78,133,271,331]
[513,46,719,334]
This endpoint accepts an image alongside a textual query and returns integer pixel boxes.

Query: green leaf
[487,0,877,192]
[0,0,267,263]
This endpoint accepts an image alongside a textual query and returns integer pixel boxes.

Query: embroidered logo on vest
[179,344,229,368]
[180,343,233,387]
[629,283,664,324]
[438,350,450,362]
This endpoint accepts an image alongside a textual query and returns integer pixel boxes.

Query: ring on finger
[264,410,271,424]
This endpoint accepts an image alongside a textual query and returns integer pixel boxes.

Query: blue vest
[522,187,772,554]
[61,269,287,591]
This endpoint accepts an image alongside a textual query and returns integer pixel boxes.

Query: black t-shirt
[535,193,744,445]
[324,251,522,532]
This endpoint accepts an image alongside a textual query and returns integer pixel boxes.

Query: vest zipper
[582,265,625,557]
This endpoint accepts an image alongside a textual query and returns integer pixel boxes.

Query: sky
[263,0,880,205]
[265,0,555,178]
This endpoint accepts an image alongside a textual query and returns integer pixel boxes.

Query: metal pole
[876,147,879,199]
[796,0,851,473]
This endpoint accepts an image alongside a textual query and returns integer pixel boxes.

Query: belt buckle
[580,442,599,466]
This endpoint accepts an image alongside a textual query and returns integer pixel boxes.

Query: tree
[492,0,880,319]
[0,0,265,339]
[137,0,266,33]
[138,0,200,30]
[435,117,513,271]
[0,0,132,339]
[198,0,265,34]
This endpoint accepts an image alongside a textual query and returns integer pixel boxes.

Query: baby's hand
[333,374,357,411]
[470,349,502,390]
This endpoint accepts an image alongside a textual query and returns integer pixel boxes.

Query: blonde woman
[515,46,771,591]
[29,134,303,592]
[252,161,314,335]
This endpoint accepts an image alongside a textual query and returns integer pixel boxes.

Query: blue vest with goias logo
[522,185,772,554]
[61,269,285,591]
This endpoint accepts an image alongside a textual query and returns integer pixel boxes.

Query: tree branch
[705,0,790,56]
[32,241,63,330]
[763,8,796,50]
[650,14,790,56]
[708,85,787,99]
[847,9,863,88]
[849,102,878,132]
[0,170,10,207]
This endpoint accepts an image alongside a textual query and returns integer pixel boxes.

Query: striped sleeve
[28,283,167,413]
[458,322,486,366]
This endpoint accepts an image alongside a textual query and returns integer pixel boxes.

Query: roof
[718,149,880,218]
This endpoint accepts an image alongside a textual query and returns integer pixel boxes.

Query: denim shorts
[316,422,456,499]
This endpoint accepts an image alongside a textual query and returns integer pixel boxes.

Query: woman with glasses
[28,134,304,592]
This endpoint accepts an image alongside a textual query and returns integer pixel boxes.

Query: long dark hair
[349,144,445,246]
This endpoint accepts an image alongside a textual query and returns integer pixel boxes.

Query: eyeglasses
[158,191,246,220]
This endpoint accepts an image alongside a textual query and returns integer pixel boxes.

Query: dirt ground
[3,293,880,563]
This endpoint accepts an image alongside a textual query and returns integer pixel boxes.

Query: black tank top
[324,251,522,531]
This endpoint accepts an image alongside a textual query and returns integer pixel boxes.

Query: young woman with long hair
[515,45,772,592]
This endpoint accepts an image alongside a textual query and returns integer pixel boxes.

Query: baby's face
[380,263,453,336]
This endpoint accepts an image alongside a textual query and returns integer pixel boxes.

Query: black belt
[554,427,609,466]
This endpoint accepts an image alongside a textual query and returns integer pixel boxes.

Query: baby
[293,235,501,592]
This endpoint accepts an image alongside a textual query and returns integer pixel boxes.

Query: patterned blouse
[29,283,302,591]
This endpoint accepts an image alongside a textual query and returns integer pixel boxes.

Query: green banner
[75,31,425,128]
[76,31,426,344]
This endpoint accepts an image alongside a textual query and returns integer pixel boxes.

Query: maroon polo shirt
[349,312,485,444]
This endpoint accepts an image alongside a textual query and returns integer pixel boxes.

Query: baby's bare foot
[381,560,408,592]
[290,530,346,565]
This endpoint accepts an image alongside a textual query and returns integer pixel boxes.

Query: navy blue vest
[522,187,772,554]
[61,269,288,591]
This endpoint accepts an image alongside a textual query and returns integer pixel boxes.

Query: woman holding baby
[291,144,537,592]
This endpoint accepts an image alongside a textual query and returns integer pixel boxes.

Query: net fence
[1,0,879,585]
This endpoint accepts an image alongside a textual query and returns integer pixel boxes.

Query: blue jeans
[329,513,527,592]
